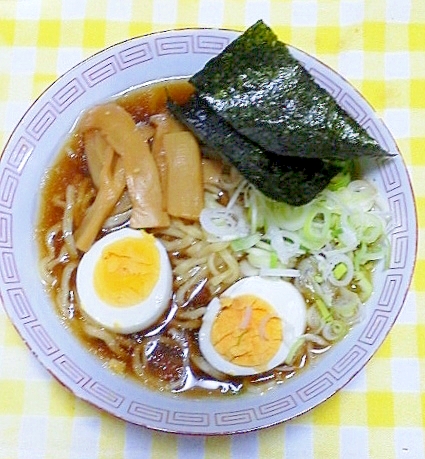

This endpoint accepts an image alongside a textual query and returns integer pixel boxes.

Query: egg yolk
[93,233,160,307]
[211,294,283,369]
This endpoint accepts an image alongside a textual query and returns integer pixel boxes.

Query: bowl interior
[0,28,417,435]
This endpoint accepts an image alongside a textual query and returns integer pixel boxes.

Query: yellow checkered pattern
[0,1,424,458]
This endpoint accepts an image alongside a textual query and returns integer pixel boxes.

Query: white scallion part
[346,179,377,211]
[226,179,247,210]
[230,232,262,252]
[321,253,354,287]
[302,333,329,347]
[239,305,252,330]
[305,305,324,333]
[199,206,249,241]
[284,337,306,365]
[322,319,348,342]
[349,211,384,244]
[259,313,274,340]
[268,226,305,265]
[338,214,359,250]
[259,268,300,278]
[238,259,260,277]
[332,287,362,324]
[246,247,274,269]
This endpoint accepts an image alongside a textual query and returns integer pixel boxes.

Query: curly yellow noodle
[82,321,129,358]
[177,306,207,320]
[209,249,240,287]
[63,185,78,259]
[131,344,145,377]
[175,265,208,306]
[57,260,78,316]
[172,219,204,239]
[173,256,208,277]
[39,256,57,286]
[160,234,193,252]
[186,241,229,258]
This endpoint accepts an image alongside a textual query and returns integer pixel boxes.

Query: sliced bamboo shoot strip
[79,103,169,229]
[163,131,204,220]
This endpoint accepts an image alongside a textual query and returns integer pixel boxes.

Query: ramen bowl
[0,28,417,435]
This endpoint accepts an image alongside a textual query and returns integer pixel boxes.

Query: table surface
[0,1,424,458]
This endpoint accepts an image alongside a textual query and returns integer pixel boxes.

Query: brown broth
[37,80,325,398]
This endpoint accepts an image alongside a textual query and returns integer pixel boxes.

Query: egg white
[76,228,172,334]
[198,276,307,376]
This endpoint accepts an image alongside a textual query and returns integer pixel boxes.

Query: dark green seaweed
[190,20,392,160]
[168,97,342,206]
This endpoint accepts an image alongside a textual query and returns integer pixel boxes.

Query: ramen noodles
[36,80,390,396]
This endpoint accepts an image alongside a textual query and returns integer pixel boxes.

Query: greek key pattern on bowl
[52,78,86,112]
[257,395,298,418]
[117,42,154,68]
[166,411,210,427]
[0,168,18,208]
[26,102,58,141]
[53,354,92,385]
[83,380,125,409]
[128,402,168,423]
[27,323,59,356]
[6,288,34,321]
[0,251,19,283]
[7,136,34,174]
[0,211,12,247]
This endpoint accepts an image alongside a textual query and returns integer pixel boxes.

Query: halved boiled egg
[76,228,172,334]
[198,276,306,376]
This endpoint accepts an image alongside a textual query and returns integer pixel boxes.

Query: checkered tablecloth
[0,1,424,458]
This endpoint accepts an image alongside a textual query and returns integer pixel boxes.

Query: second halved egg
[198,276,307,376]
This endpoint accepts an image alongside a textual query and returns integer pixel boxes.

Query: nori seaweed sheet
[168,97,342,206]
[190,20,392,160]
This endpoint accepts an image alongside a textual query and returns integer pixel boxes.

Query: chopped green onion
[322,319,348,342]
[230,232,262,252]
[354,242,386,269]
[247,247,273,268]
[354,270,373,302]
[333,262,348,280]
[284,337,305,365]
[270,251,279,268]
[270,200,310,231]
[302,207,331,250]
[315,297,333,324]
[327,171,351,191]
[332,288,361,321]
[322,253,354,287]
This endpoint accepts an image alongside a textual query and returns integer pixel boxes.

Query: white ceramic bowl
[0,28,417,435]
